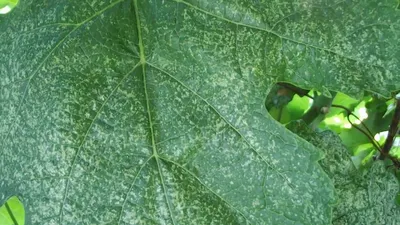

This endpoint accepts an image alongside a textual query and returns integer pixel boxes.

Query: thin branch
[379,97,400,159]
[331,104,376,141]
[276,83,400,168]
[302,92,336,127]
[276,82,310,97]
[277,106,283,122]
[344,114,382,153]
[276,82,315,99]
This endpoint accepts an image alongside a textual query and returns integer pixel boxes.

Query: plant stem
[331,104,382,152]
[302,92,337,129]
[379,97,400,159]
[276,82,310,97]
[277,106,283,122]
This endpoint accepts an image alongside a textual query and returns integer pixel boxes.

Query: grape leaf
[1,0,399,224]
[288,121,400,225]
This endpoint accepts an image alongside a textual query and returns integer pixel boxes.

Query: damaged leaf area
[1,0,399,224]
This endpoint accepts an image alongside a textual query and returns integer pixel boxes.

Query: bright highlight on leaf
[333,117,341,124]
[375,131,389,142]
[0,0,18,14]
[343,123,352,129]
[357,107,368,121]
[0,5,11,14]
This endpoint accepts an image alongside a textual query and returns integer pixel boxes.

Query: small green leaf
[384,100,396,118]
[0,0,18,14]
[328,92,360,117]
[0,196,25,225]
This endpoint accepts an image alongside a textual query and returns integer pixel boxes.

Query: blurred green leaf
[339,96,391,155]
[320,113,347,134]
[329,92,360,117]
[285,94,310,118]
[0,196,25,225]
[351,143,375,168]
[0,0,18,14]
[384,99,396,118]
[269,94,310,124]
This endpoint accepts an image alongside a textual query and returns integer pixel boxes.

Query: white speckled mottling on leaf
[1,0,399,224]
[287,121,400,225]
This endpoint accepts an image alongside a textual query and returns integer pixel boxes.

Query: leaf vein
[158,156,251,223]
[176,0,388,72]
[58,62,140,223]
[117,156,154,225]
[133,0,176,223]
[147,62,294,189]
[1,0,128,147]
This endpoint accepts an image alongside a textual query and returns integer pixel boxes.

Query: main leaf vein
[133,0,177,223]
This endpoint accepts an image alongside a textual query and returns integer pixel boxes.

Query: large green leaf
[1,0,399,224]
[288,121,400,225]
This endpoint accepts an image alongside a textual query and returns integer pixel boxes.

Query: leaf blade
[4,0,400,224]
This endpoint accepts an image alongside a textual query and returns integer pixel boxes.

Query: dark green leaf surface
[1,0,399,224]
[288,121,400,225]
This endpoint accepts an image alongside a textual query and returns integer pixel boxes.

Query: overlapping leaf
[1,0,399,224]
[288,121,400,225]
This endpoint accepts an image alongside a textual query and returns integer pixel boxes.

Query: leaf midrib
[133,0,177,223]
[123,1,294,223]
